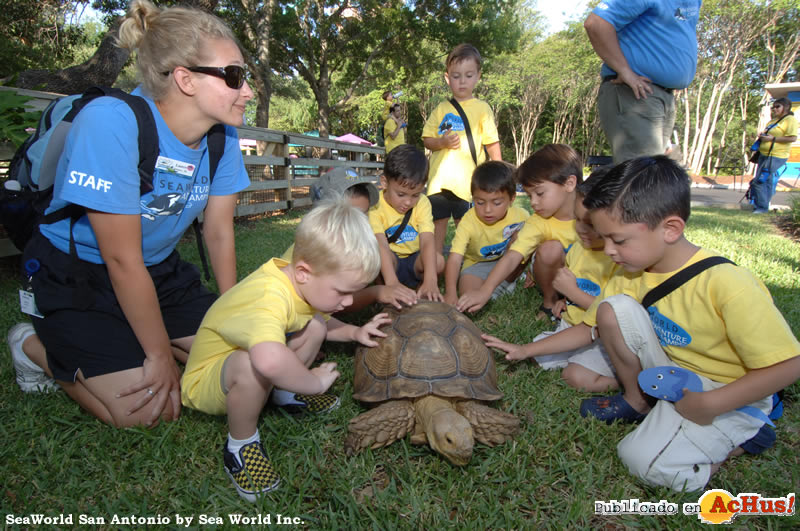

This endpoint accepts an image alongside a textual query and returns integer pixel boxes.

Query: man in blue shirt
[585,1,702,164]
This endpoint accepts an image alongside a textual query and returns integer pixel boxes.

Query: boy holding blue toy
[555,156,800,491]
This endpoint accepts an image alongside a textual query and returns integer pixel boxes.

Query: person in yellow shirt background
[384,103,407,153]
[422,43,502,254]
[444,161,529,306]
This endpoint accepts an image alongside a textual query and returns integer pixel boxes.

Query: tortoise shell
[352,301,502,402]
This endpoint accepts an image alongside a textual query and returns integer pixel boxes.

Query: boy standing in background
[423,43,502,254]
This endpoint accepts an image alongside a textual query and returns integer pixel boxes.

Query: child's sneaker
[271,390,341,414]
[223,441,280,501]
[7,323,59,393]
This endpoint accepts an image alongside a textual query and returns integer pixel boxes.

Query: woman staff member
[7,0,252,427]
[751,97,797,213]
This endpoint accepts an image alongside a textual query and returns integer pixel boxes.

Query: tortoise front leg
[455,401,520,447]
[345,400,415,455]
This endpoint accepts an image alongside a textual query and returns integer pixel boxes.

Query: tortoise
[345,301,519,465]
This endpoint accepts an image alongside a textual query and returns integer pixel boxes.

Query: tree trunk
[15,17,128,95]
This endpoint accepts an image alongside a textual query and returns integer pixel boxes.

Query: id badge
[19,290,44,318]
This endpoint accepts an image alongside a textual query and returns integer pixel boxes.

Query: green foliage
[0,1,90,78]
[0,91,41,147]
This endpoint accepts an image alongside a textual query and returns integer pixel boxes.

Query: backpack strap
[641,256,735,309]
[449,98,478,166]
[386,208,413,245]
[192,123,227,281]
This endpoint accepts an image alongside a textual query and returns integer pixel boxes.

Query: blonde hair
[293,199,381,282]
[117,0,239,100]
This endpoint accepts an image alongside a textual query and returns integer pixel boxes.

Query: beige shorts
[534,318,615,377]
[601,294,772,492]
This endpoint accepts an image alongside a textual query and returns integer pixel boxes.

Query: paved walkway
[690,187,794,210]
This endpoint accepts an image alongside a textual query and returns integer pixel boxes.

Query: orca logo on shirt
[502,221,524,240]
[437,113,465,134]
[647,306,692,347]
[480,241,507,259]
[68,171,112,193]
[385,224,418,245]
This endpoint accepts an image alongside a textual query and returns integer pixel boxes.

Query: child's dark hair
[516,144,583,187]
[576,165,612,198]
[471,161,516,198]
[583,156,691,228]
[389,103,400,113]
[346,183,371,201]
[382,90,392,100]
[383,144,428,187]
[446,43,482,71]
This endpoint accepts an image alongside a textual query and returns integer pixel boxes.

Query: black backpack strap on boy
[386,208,413,245]
[641,256,735,309]
[448,98,479,166]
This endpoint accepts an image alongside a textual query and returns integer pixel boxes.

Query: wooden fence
[0,86,386,256]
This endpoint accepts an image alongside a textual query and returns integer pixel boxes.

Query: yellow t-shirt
[583,249,800,383]
[384,117,405,153]
[368,191,434,258]
[422,98,499,202]
[509,215,577,260]
[450,206,530,270]
[758,114,798,160]
[182,258,326,409]
[561,245,617,326]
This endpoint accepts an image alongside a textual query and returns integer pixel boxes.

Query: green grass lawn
[1,205,798,529]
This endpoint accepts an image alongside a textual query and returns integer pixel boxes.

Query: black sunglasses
[163,65,247,89]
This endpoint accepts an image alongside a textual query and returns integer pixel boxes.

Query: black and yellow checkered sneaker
[279,393,341,415]
[223,441,280,502]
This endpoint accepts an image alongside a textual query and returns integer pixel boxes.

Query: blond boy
[182,201,390,501]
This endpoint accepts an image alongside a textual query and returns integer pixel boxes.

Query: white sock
[227,431,259,466]
[269,388,299,406]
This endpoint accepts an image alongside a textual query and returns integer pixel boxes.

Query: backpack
[1,86,225,280]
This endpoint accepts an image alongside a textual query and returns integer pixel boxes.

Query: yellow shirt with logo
[583,249,800,383]
[384,117,405,153]
[758,114,798,160]
[509,214,577,260]
[450,206,530,270]
[561,245,617,326]
[182,258,328,409]
[422,98,499,202]
[368,191,434,258]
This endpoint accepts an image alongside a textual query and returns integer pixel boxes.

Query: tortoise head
[426,407,474,466]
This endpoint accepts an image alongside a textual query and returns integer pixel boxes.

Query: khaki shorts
[597,80,676,164]
[600,294,772,492]
[461,260,517,299]
[533,318,615,377]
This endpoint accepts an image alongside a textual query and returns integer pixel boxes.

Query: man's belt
[602,74,674,94]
